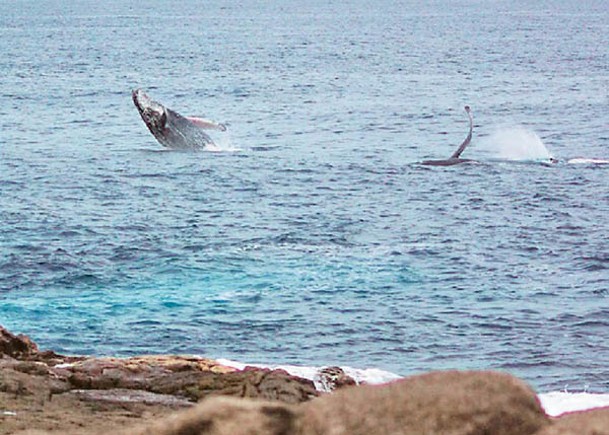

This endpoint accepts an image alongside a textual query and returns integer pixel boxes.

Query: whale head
[132,89,167,137]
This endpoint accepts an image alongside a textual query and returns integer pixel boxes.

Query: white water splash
[539,392,609,417]
[483,127,554,161]
[217,359,609,416]
[567,158,609,165]
[216,359,402,392]
[204,131,242,153]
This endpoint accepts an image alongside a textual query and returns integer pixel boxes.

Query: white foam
[204,132,242,153]
[340,366,403,386]
[53,363,75,369]
[216,359,401,391]
[216,359,609,416]
[482,127,554,161]
[567,158,609,165]
[539,392,609,417]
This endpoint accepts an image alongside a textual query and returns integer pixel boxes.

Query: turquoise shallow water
[1,0,608,392]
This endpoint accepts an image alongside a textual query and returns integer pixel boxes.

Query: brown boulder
[0,325,82,367]
[150,366,319,403]
[125,397,298,435]
[0,326,38,359]
[56,355,236,391]
[301,369,549,435]
[535,407,609,434]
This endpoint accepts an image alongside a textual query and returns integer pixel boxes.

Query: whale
[421,106,474,166]
[132,89,226,150]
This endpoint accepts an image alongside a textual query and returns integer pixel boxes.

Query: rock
[125,397,298,435]
[0,325,83,367]
[151,366,319,403]
[535,407,609,434]
[0,324,317,434]
[122,370,550,435]
[55,355,237,391]
[301,370,550,435]
[0,326,38,359]
[51,356,317,404]
[315,366,357,391]
[7,360,50,376]
[239,367,319,403]
[0,363,38,397]
[69,389,194,407]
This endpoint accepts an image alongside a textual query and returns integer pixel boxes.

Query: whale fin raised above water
[449,105,473,159]
[185,116,227,132]
[421,106,475,166]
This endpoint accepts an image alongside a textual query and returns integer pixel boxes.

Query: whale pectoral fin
[186,116,227,131]
[450,106,473,159]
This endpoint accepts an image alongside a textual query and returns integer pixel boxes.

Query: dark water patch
[577,255,609,271]
[573,320,609,329]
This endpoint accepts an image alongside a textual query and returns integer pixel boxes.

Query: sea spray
[216,359,402,392]
[217,359,609,416]
[204,131,241,153]
[482,127,554,161]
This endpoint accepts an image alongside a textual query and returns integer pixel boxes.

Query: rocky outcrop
[0,326,39,359]
[1,326,83,367]
[1,327,318,407]
[51,356,318,403]
[0,326,318,435]
[126,370,551,435]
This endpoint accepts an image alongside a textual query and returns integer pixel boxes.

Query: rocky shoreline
[1,326,608,434]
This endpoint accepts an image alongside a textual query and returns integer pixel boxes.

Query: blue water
[1,0,608,392]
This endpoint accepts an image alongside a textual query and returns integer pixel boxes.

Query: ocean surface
[1,0,608,403]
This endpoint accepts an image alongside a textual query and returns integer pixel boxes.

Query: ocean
[1,0,608,413]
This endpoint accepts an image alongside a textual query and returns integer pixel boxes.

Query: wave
[217,359,609,417]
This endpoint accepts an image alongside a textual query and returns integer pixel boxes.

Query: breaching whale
[421,106,474,166]
[132,89,226,150]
